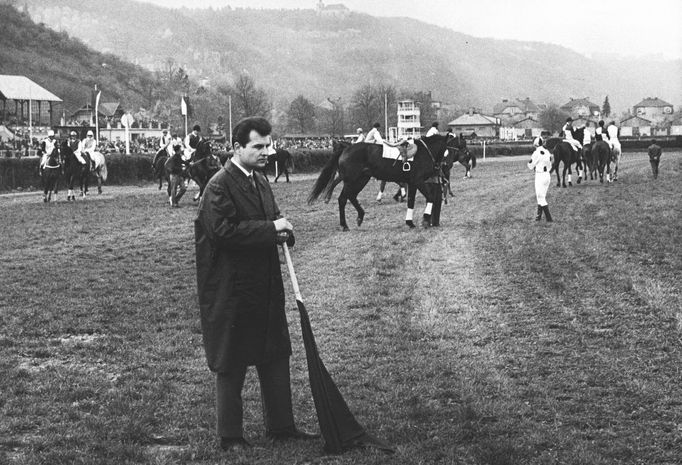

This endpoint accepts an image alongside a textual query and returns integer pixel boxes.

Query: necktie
[248,174,256,190]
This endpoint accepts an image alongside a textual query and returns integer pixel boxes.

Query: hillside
[0,4,158,114]
[21,0,681,115]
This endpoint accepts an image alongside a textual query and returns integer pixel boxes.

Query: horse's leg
[273,162,280,183]
[338,184,350,231]
[348,177,371,227]
[554,161,561,187]
[405,183,418,228]
[284,166,290,183]
[376,180,387,202]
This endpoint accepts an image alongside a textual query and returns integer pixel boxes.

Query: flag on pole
[91,86,101,115]
[181,96,187,116]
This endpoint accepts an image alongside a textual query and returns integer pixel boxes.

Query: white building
[391,100,421,141]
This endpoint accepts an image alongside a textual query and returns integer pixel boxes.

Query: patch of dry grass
[1,152,680,464]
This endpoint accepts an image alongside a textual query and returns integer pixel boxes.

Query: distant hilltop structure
[316,1,350,18]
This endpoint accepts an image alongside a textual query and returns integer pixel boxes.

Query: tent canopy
[0,125,15,140]
[0,75,62,102]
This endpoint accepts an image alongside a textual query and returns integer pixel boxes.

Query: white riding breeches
[535,172,551,206]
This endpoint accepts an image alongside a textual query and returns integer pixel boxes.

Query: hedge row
[0,154,155,192]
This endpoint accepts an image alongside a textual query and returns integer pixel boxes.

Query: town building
[561,97,601,119]
[632,97,674,125]
[619,115,652,137]
[392,99,421,141]
[0,74,62,129]
[316,1,350,17]
[447,109,500,138]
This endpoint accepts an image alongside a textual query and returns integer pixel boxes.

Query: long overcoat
[195,160,292,372]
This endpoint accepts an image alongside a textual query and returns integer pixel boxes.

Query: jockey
[595,120,606,141]
[425,122,439,137]
[606,121,620,152]
[184,124,201,161]
[582,123,593,147]
[39,129,58,170]
[80,130,98,168]
[67,130,86,164]
[533,136,544,147]
[562,117,582,152]
[364,122,383,144]
[171,132,184,153]
[353,128,365,144]
[153,129,173,167]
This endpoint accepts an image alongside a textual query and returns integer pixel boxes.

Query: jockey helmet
[69,131,77,137]
[47,130,55,137]
[533,136,543,147]
[162,128,168,133]
[356,128,363,134]
[566,117,573,122]
[373,122,380,128]
[598,120,605,126]
[431,122,439,127]
[87,130,94,137]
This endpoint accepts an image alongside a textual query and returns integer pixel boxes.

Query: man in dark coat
[195,117,318,452]
[647,140,662,179]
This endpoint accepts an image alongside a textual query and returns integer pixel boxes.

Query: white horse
[83,151,108,195]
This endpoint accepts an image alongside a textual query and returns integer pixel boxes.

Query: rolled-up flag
[281,243,394,454]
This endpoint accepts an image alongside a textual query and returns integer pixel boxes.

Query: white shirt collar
[231,158,253,177]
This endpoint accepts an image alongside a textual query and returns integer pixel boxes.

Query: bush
[0,154,154,192]
[290,149,332,173]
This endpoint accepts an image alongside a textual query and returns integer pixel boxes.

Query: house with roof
[493,97,540,120]
[633,97,674,125]
[316,1,349,17]
[561,97,601,119]
[619,115,652,137]
[72,102,125,126]
[448,109,500,138]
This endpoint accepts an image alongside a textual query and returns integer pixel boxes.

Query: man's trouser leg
[650,161,659,179]
[216,365,248,439]
[216,358,294,439]
[257,357,295,433]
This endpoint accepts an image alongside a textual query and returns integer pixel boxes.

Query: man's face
[234,130,271,171]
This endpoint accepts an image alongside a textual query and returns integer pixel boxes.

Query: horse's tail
[469,150,477,169]
[307,147,341,204]
[100,161,108,182]
[287,151,294,172]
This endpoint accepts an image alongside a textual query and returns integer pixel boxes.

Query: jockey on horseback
[353,128,365,144]
[184,124,201,162]
[39,129,58,172]
[153,128,172,166]
[606,120,621,153]
[562,117,582,152]
[80,130,98,169]
[595,120,606,141]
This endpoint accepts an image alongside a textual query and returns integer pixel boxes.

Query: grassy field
[1,151,680,465]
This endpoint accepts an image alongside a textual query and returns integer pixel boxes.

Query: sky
[139,0,682,60]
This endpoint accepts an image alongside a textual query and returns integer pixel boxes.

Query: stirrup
[402,161,411,172]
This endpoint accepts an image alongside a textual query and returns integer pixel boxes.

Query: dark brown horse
[546,127,585,187]
[441,136,476,201]
[60,139,89,200]
[40,146,61,203]
[266,149,293,183]
[308,134,454,230]
[592,140,613,183]
[186,139,222,201]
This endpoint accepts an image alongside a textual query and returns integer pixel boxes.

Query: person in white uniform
[561,117,582,152]
[425,122,439,137]
[528,137,554,222]
[353,128,365,144]
[606,121,620,153]
[39,130,58,171]
[364,123,383,144]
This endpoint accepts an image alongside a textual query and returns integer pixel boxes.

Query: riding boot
[542,205,553,222]
[535,205,543,221]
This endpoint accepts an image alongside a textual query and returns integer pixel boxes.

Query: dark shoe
[266,428,320,442]
[220,436,252,452]
[535,205,543,221]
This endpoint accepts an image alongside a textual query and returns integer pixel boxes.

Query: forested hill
[0,4,157,113]
[16,0,682,114]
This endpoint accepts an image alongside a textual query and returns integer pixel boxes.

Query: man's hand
[273,218,293,233]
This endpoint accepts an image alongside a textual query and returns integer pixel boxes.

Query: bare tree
[287,95,316,133]
[539,104,571,136]
[350,84,381,130]
[231,74,271,120]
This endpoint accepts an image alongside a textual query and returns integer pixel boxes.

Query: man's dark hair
[373,122,380,128]
[651,139,657,144]
[432,122,439,127]
[193,124,201,132]
[232,117,272,147]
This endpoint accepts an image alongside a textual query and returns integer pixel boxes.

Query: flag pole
[384,93,388,142]
[228,95,232,147]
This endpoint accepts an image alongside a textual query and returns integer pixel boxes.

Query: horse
[546,127,584,187]
[376,180,406,203]
[581,142,597,181]
[441,138,476,201]
[308,134,454,230]
[610,140,622,181]
[40,146,61,203]
[265,149,293,183]
[61,140,88,200]
[186,139,222,201]
[152,148,169,190]
[80,150,108,195]
[592,140,614,183]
